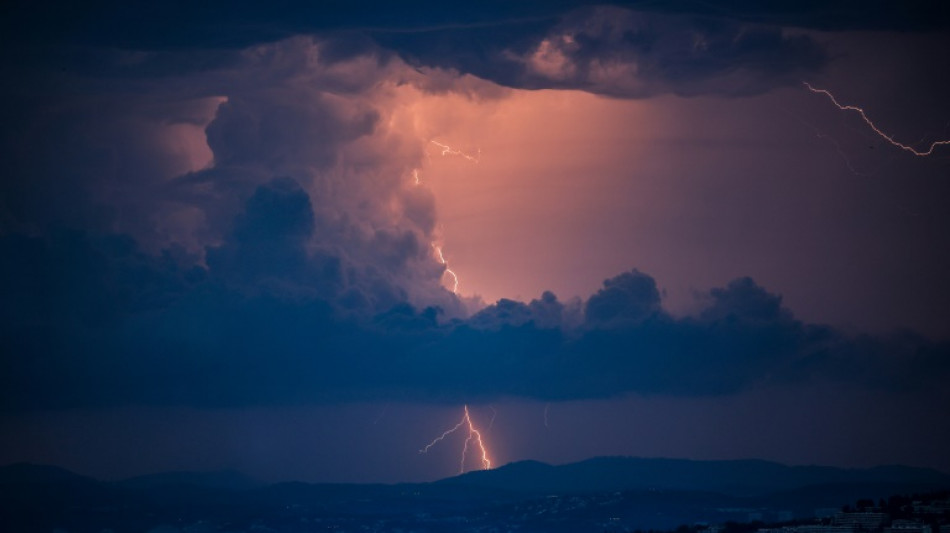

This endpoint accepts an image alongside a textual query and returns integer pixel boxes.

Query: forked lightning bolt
[419,405,492,474]
[803,82,950,157]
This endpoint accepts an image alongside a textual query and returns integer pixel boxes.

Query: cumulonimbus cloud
[0,33,946,412]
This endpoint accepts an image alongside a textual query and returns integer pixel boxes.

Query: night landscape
[1,1,949,532]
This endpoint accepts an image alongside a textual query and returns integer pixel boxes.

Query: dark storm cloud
[467,291,572,330]
[426,273,950,400]
[7,1,944,100]
[205,177,341,296]
[0,180,393,410]
[2,182,948,410]
[3,1,947,51]
[585,270,662,324]
[380,6,829,98]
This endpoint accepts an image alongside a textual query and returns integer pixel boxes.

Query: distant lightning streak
[417,140,480,294]
[803,82,950,157]
[433,244,459,293]
[419,405,492,474]
[413,166,460,293]
[372,404,389,425]
[430,140,481,162]
[782,107,868,176]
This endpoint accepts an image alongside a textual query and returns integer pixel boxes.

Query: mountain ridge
[3,457,949,533]
[117,469,263,491]
[2,456,948,494]
[438,456,950,497]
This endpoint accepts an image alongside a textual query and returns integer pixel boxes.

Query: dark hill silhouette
[0,462,96,485]
[439,456,950,496]
[4,457,948,496]
[118,469,262,491]
[2,457,949,533]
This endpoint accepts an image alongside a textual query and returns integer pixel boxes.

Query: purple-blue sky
[1,1,949,483]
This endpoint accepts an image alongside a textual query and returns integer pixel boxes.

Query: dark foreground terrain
[2,457,949,533]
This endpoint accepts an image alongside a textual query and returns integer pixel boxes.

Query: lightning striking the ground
[804,82,950,157]
[419,405,492,474]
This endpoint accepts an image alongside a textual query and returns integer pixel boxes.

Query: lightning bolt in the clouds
[804,82,950,157]
[407,169,459,292]
[430,140,481,162]
[433,244,459,293]
[414,140,481,294]
[419,405,492,474]
[784,108,868,176]
[372,404,389,425]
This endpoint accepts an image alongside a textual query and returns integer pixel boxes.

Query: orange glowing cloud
[374,83,664,306]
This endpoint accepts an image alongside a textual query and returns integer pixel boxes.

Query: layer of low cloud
[3,188,949,410]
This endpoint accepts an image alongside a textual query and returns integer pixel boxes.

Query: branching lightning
[783,107,869,177]
[430,140,481,163]
[419,405,492,474]
[413,140,481,294]
[803,82,950,157]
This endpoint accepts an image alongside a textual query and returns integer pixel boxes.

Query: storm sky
[1,1,949,483]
